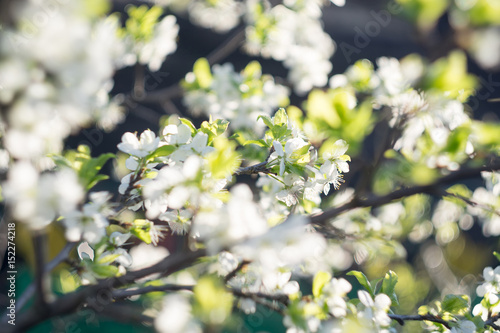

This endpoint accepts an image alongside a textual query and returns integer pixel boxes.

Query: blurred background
[2,0,500,332]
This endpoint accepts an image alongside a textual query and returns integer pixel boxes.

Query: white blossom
[155,294,201,333]
[63,192,113,244]
[117,130,160,158]
[3,162,83,229]
[357,291,392,329]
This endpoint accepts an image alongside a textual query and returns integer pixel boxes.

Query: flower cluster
[183,59,289,134]
[0,1,125,162]
[330,53,477,170]
[252,108,350,212]
[117,118,239,236]
[119,5,179,71]
[244,0,336,94]
[469,171,500,236]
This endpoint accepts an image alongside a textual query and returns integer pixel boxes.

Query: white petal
[358,290,374,307]
[273,140,284,157]
[177,124,192,144]
[374,293,392,310]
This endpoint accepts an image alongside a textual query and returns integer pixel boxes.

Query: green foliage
[130,219,153,244]
[347,270,374,297]
[182,58,213,90]
[259,108,294,144]
[380,270,399,306]
[207,136,241,179]
[83,0,110,17]
[441,294,469,315]
[52,145,115,190]
[312,271,332,298]
[454,0,500,26]
[200,118,230,145]
[193,276,234,326]
[304,89,374,154]
[344,59,375,92]
[120,5,163,41]
[422,51,478,102]
[471,121,500,150]
[146,145,177,161]
[395,0,450,29]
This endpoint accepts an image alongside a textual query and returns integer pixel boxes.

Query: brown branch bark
[310,161,500,226]
[7,249,205,333]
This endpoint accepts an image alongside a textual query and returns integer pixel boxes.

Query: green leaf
[193,276,233,325]
[347,270,373,296]
[258,115,274,129]
[214,119,230,136]
[243,61,262,78]
[147,145,176,160]
[273,108,288,126]
[193,58,213,89]
[91,264,119,277]
[441,294,469,315]
[306,89,341,128]
[290,144,311,160]
[180,117,197,134]
[207,136,241,179]
[380,271,399,306]
[97,254,121,265]
[130,219,152,244]
[87,174,110,191]
[312,271,332,298]
[242,139,269,147]
[493,251,500,262]
[423,51,477,102]
[79,152,115,190]
[51,155,73,169]
[125,5,163,42]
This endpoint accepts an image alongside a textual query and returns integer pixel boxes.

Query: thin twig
[206,27,246,65]
[485,313,500,330]
[229,288,288,315]
[235,146,275,175]
[229,288,290,306]
[440,189,500,217]
[112,284,194,299]
[142,27,246,104]
[224,260,251,283]
[234,161,271,175]
[389,314,451,329]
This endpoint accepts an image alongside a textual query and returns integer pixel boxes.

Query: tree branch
[389,313,451,329]
[32,231,48,310]
[13,241,77,315]
[234,161,271,175]
[311,161,500,226]
[112,284,194,299]
[9,249,206,333]
[142,26,245,104]
[224,260,251,283]
[229,288,288,315]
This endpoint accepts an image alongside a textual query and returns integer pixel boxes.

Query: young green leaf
[347,270,373,296]
[312,271,332,298]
